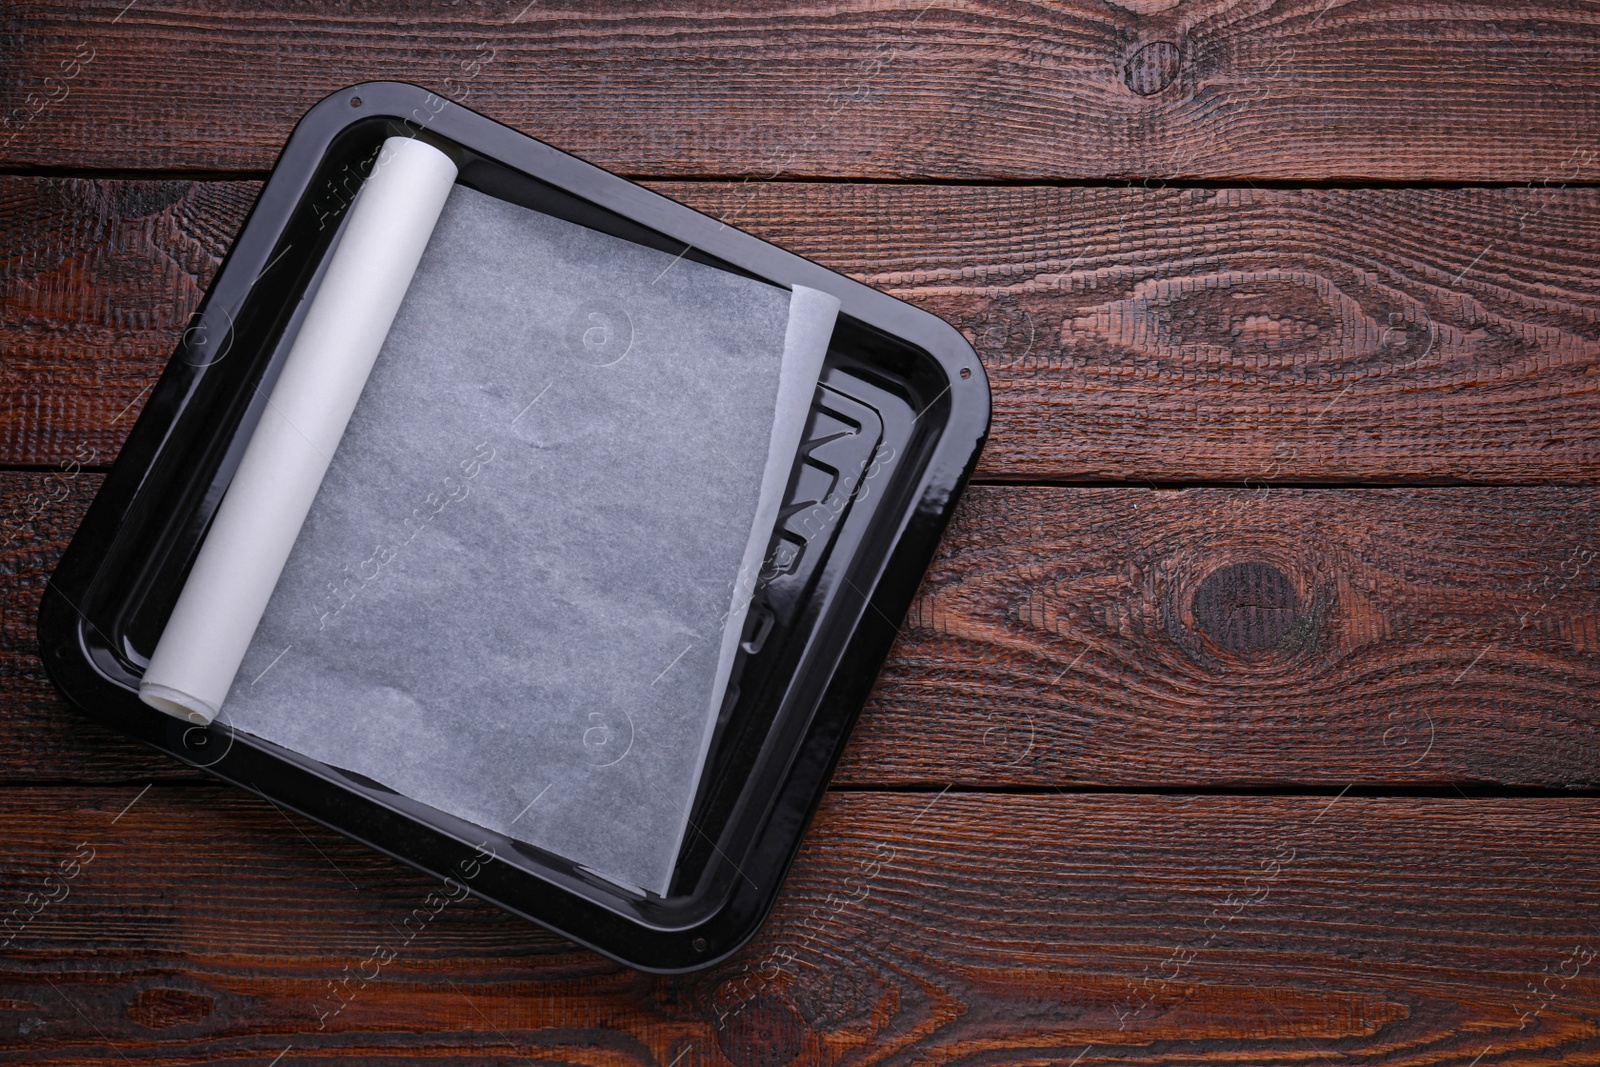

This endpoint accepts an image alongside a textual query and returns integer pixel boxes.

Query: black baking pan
[37,81,989,973]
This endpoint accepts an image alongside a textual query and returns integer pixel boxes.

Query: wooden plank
[8,473,1599,788]
[842,484,1600,789]
[5,177,1600,480]
[0,177,257,469]
[0,469,179,782]
[1,785,1598,1064]
[3,2,1600,182]
[671,180,1600,484]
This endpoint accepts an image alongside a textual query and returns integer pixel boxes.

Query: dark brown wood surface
[6,177,1600,481]
[5,786,1600,1066]
[3,1,1600,182]
[3,0,1599,1063]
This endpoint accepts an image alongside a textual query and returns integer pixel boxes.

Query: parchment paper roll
[140,136,459,723]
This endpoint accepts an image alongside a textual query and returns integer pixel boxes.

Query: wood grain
[0,177,256,469]
[8,473,1599,788]
[843,484,1600,789]
[3,1,1600,182]
[5,177,1600,481]
[1,785,1598,1064]
[670,180,1600,483]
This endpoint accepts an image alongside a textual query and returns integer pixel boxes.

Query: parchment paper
[220,184,834,895]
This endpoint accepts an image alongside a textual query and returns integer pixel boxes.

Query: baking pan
[37,81,989,972]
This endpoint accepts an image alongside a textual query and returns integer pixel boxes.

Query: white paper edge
[656,284,841,894]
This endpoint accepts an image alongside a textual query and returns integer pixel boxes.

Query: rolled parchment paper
[140,136,459,723]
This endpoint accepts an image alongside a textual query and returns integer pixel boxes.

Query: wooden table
[3,2,1599,1063]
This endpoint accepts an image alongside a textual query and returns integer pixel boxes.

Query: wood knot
[1123,41,1181,95]
[125,986,215,1030]
[1192,561,1298,652]
[715,994,806,1067]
